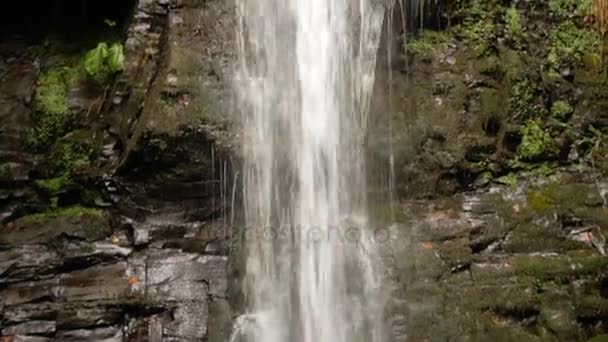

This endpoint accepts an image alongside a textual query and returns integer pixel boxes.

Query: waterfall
[234,1,386,341]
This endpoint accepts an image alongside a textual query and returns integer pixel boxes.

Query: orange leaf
[128,276,139,286]
[3,336,13,342]
[421,242,434,250]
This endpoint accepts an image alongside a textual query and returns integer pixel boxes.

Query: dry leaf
[421,242,434,250]
[128,276,139,286]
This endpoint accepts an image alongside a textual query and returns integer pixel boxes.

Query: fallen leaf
[2,336,13,342]
[128,276,139,286]
[421,242,434,250]
[111,236,120,244]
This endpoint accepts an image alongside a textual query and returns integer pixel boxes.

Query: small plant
[518,121,556,160]
[84,42,125,83]
[509,79,536,118]
[549,0,593,17]
[496,173,518,186]
[547,20,601,75]
[550,100,574,119]
[459,0,497,56]
[35,139,95,207]
[408,30,448,57]
[505,7,526,48]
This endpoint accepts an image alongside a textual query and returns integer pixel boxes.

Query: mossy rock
[512,251,608,281]
[29,58,86,151]
[448,277,541,313]
[588,334,608,342]
[438,238,472,268]
[503,222,586,253]
[2,206,110,245]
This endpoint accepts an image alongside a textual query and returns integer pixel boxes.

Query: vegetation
[505,7,526,48]
[35,138,95,208]
[512,251,608,281]
[547,21,601,76]
[17,205,104,225]
[518,121,556,160]
[509,79,536,119]
[550,100,574,119]
[84,42,125,83]
[408,30,448,57]
[29,61,84,150]
[548,0,593,17]
[460,0,497,57]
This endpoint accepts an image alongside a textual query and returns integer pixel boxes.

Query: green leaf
[104,19,117,27]
[107,43,125,73]
[496,173,518,187]
[84,43,109,80]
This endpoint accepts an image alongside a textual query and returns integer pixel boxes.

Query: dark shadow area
[0,0,136,45]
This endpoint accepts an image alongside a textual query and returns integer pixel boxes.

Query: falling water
[234,0,385,341]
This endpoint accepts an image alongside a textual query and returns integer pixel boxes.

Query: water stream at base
[234,1,386,341]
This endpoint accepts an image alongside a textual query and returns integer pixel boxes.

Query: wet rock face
[0,0,234,340]
[0,177,231,341]
[381,167,608,341]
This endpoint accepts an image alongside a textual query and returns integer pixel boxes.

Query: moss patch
[509,79,537,119]
[17,205,104,225]
[505,7,526,48]
[518,121,556,160]
[512,251,608,281]
[547,21,601,76]
[30,60,85,150]
[550,100,574,120]
[548,0,592,18]
[408,30,449,58]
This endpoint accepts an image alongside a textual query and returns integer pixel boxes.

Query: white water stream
[234,1,386,341]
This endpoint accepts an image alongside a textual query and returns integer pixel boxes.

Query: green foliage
[35,139,95,207]
[408,30,448,57]
[547,21,601,75]
[527,189,554,213]
[505,7,526,48]
[550,100,574,119]
[18,205,103,225]
[30,62,83,150]
[518,121,556,160]
[496,173,518,186]
[459,0,497,56]
[509,79,536,118]
[84,42,125,83]
[548,0,593,17]
[35,174,71,196]
[52,140,95,174]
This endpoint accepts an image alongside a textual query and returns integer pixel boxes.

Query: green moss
[17,205,104,225]
[458,0,497,57]
[512,251,608,281]
[547,21,601,76]
[527,189,553,213]
[505,7,526,48]
[30,60,85,150]
[408,30,448,58]
[518,121,556,160]
[35,174,72,196]
[550,100,574,120]
[548,0,592,17]
[588,335,608,342]
[509,79,536,119]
